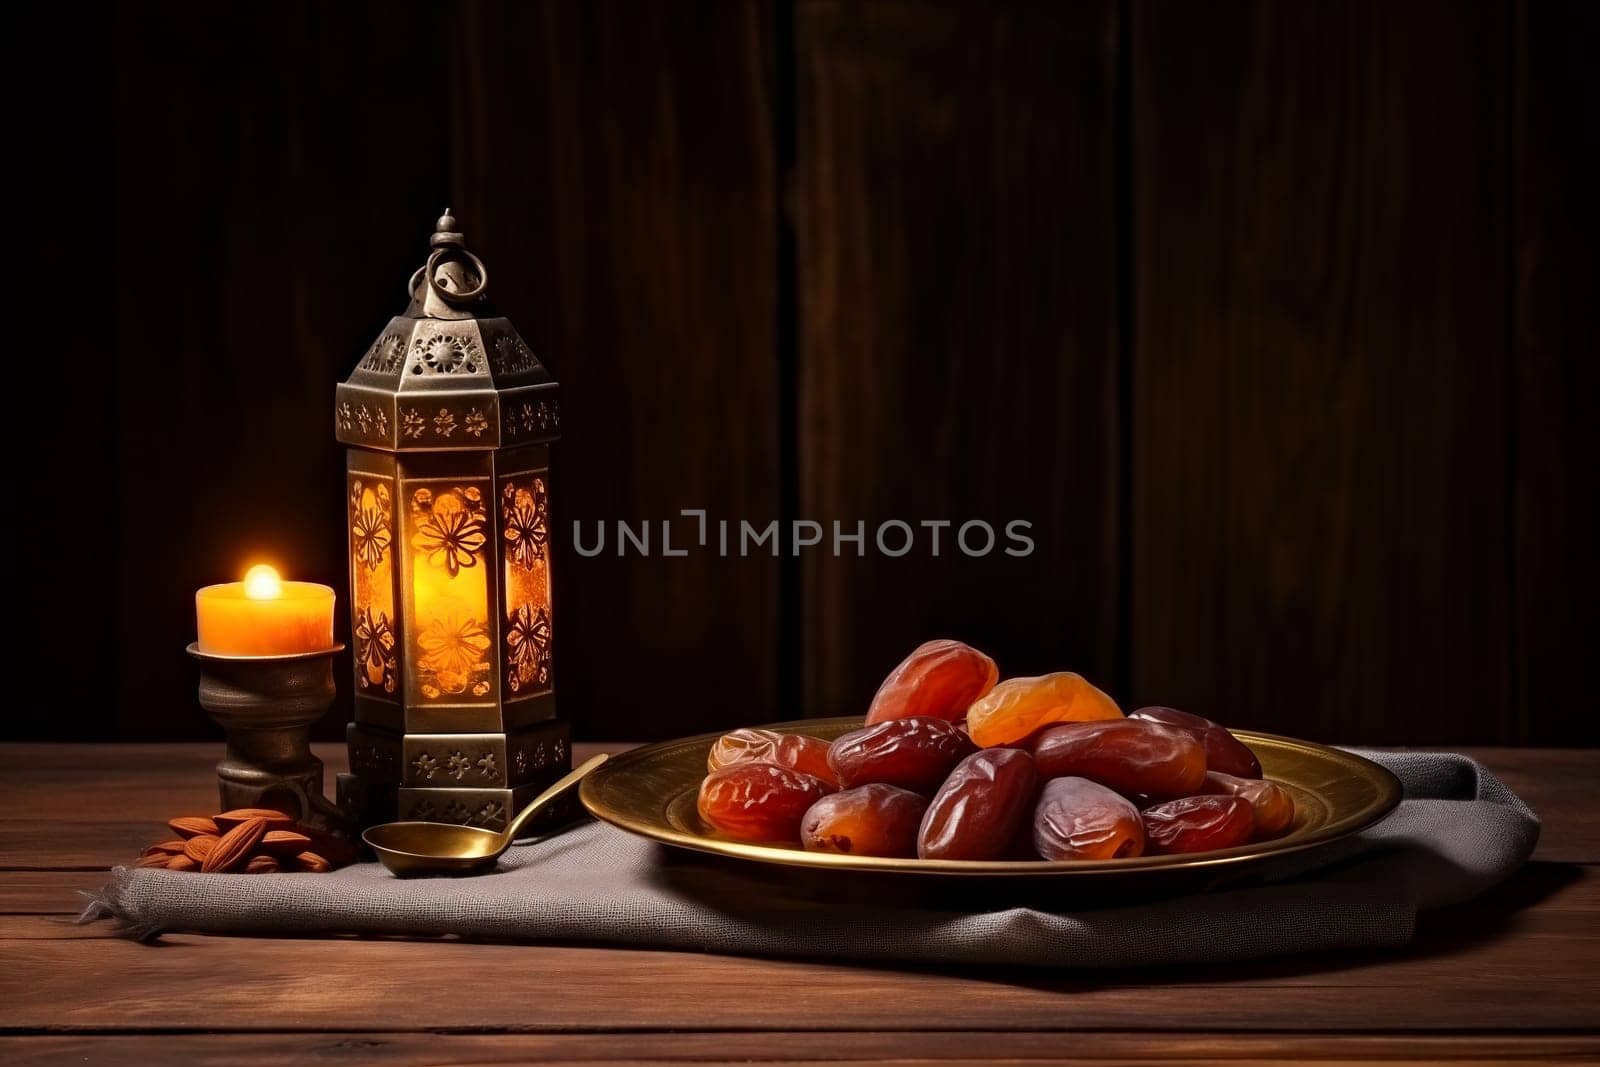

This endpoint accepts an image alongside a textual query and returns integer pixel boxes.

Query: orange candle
[195,564,336,656]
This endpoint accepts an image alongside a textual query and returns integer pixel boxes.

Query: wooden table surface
[1,743,1596,1065]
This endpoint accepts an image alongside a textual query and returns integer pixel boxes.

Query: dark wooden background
[20,0,1594,745]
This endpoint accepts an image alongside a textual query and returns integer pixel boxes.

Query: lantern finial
[432,208,462,246]
[428,208,470,261]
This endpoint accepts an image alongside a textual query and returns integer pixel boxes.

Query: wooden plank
[1513,1,1600,746]
[0,875,97,916]
[794,1,1125,716]
[4,1032,1597,1065]
[4,870,1595,1032]
[1130,1,1514,744]
[2,745,1592,868]
[0,744,618,869]
[102,1,453,743]
[448,1,780,742]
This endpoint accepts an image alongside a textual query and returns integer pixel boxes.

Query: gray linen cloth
[88,751,1537,968]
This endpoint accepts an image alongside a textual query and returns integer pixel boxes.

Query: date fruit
[697,763,834,843]
[827,717,977,793]
[1130,706,1262,778]
[708,728,839,786]
[1032,777,1145,860]
[865,639,999,724]
[966,672,1122,748]
[1142,795,1254,854]
[1032,719,1206,799]
[1203,771,1295,837]
[801,784,928,857]
[918,748,1039,860]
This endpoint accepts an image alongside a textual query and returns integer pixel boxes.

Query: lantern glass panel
[349,474,400,698]
[403,477,496,704]
[499,467,554,698]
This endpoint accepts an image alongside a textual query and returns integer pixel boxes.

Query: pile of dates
[696,639,1294,860]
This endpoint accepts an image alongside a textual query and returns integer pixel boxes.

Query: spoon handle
[502,752,610,843]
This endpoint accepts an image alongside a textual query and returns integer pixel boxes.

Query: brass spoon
[364,753,608,877]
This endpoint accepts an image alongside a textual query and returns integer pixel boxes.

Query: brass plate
[580,718,1402,877]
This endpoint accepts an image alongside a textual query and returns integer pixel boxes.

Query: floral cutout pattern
[350,743,397,779]
[416,611,491,698]
[350,481,393,572]
[409,486,493,700]
[361,332,407,373]
[402,791,488,827]
[502,478,549,569]
[505,604,553,693]
[393,405,495,445]
[397,796,509,830]
[410,487,487,578]
[406,746,506,786]
[492,335,537,375]
[410,333,482,375]
[338,401,392,441]
[503,398,560,440]
[354,606,398,694]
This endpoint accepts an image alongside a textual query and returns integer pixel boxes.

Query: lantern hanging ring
[402,208,489,304]
[406,248,489,304]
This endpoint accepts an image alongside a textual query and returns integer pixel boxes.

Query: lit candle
[196,564,336,656]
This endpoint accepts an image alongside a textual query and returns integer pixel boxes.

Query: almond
[183,834,220,862]
[203,817,268,873]
[244,854,281,874]
[215,807,297,831]
[147,839,189,855]
[258,829,313,855]
[168,815,219,838]
[291,850,332,873]
[166,854,199,871]
[136,852,172,868]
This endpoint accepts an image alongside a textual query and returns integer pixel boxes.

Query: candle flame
[243,564,283,600]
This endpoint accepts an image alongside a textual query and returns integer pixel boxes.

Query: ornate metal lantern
[335,210,568,832]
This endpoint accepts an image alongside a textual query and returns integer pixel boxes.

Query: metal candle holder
[186,642,350,833]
